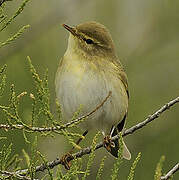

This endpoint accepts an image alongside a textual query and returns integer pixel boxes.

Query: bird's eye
[85,38,94,44]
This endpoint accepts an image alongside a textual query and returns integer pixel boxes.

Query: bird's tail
[122,140,131,160]
[109,126,131,160]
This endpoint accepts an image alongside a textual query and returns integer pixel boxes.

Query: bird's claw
[103,135,115,152]
[60,153,73,170]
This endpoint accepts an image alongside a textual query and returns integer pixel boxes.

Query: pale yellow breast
[55,51,128,133]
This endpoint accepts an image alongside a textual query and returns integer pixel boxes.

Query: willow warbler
[55,21,131,160]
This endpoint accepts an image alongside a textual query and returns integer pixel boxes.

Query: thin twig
[15,96,179,176]
[160,163,179,180]
[122,96,179,136]
[0,170,34,180]
[0,91,112,132]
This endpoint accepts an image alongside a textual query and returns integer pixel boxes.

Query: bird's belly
[55,62,128,133]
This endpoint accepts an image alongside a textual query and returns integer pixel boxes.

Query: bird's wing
[112,59,129,98]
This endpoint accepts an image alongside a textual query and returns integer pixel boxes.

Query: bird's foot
[103,135,115,152]
[60,130,88,170]
[60,152,73,170]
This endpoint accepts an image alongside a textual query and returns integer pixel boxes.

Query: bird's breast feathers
[55,53,128,132]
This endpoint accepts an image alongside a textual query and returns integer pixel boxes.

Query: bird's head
[62,21,116,59]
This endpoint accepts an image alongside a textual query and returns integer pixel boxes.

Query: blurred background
[0,0,179,179]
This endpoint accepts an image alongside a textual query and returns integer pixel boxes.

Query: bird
[55,21,131,164]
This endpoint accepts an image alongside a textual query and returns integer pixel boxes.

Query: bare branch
[0,170,35,180]
[123,96,179,136]
[160,163,179,180]
[0,91,112,132]
[15,96,179,176]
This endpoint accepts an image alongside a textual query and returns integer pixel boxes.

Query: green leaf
[154,156,165,180]
[0,0,30,31]
[22,149,30,167]
[23,129,31,144]
[27,56,53,126]
[96,156,106,180]
[0,137,7,141]
[82,131,100,180]
[127,152,141,180]
[0,25,30,48]
[37,151,53,180]
[0,64,7,97]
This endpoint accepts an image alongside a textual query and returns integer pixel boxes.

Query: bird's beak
[62,24,77,36]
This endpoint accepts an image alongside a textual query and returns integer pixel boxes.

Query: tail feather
[108,114,131,160]
[122,141,131,160]
[108,127,131,160]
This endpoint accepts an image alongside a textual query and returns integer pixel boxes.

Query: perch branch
[0,91,112,132]
[14,96,179,176]
[160,163,179,180]
[0,170,34,180]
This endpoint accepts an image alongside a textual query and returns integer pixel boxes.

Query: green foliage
[61,159,85,180]
[61,129,82,150]
[0,136,7,140]
[0,2,7,24]
[55,165,64,180]
[0,65,6,97]
[0,0,31,51]
[28,56,53,126]
[82,131,100,180]
[1,56,147,180]
[28,136,38,179]
[0,49,175,180]
[96,156,106,180]
[0,25,30,48]
[154,156,165,180]
[52,133,102,180]
[22,149,30,167]
[0,56,96,179]
[0,0,30,31]
[9,84,20,122]
[0,143,13,170]
[0,143,21,179]
[38,151,53,180]
[1,83,27,128]
[127,152,141,180]
[55,98,63,124]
